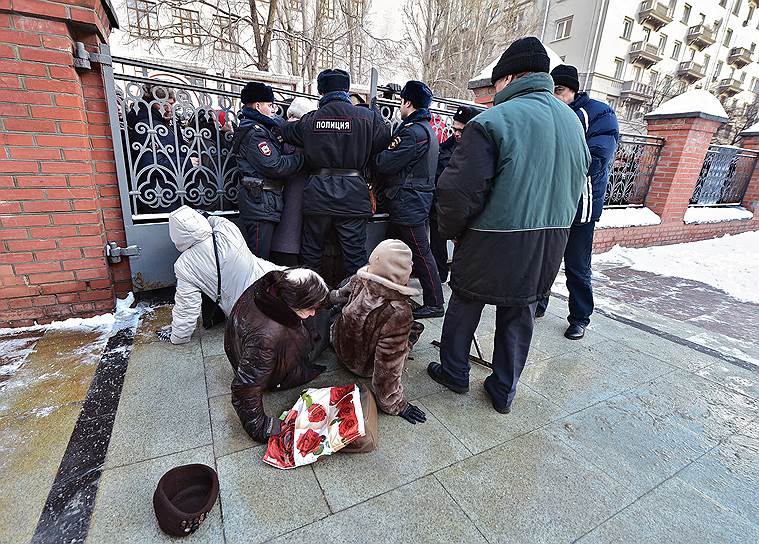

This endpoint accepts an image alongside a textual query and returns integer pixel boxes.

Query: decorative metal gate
[690,145,759,206]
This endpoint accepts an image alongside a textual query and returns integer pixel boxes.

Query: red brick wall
[0,1,127,327]
[738,133,759,213]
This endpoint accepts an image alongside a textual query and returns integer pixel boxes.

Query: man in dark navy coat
[234,82,303,259]
[281,69,390,278]
[375,81,443,319]
[536,64,620,340]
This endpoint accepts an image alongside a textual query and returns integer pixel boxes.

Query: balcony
[628,41,663,67]
[677,61,705,83]
[727,47,753,68]
[638,1,673,31]
[620,80,654,102]
[686,25,716,51]
[750,1,758,9]
[716,78,743,97]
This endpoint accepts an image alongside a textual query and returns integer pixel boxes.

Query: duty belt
[263,180,284,192]
[316,168,362,177]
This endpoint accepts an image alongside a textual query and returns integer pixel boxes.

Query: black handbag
[201,231,226,329]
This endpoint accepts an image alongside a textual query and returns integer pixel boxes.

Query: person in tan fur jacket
[331,239,427,425]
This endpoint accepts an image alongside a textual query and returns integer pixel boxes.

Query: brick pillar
[0,1,124,327]
[644,112,726,223]
[738,124,759,213]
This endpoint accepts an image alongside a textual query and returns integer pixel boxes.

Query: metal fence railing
[606,133,664,207]
[691,145,759,206]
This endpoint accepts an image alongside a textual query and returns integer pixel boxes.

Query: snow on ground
[594,231,759,303]
[597,207,661,229]
[683,206,753,224]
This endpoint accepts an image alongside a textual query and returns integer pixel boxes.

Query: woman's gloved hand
[328,283,352,306]
[398,403,426,424]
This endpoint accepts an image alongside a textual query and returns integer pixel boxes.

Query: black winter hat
[453,105,480,124]
[153,464,219,537]
[551,64,580,93]
[491,37,551,84]
[240,82,275,104]
[317,69,350,94]
[400,80,433,109]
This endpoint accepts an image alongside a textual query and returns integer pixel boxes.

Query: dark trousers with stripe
[395,221,444,308]
[243,220,276,260]
[429,212,449,283]
[440,291,536,407]
[537,220,596,326]
[301,215,368,278]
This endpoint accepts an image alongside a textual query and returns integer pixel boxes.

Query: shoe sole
[564,333,585,340]
[427,367,469,394]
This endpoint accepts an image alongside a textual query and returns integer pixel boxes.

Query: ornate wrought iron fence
[690,145,758,206]
[112,57,314,221]
[605,133,664,208]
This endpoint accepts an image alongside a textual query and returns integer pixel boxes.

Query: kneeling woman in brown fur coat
[331,240,427,425]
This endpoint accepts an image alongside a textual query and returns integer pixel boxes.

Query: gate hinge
[73,42,113,71]
[105,242,140,264]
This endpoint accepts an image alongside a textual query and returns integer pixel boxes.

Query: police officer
[431,105,481,283]
[234,82,303,259]
[280,69,390,278]
[375,81,443,319]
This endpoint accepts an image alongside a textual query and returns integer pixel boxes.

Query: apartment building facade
[542,0,759,128]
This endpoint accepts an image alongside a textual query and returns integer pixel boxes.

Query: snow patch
[594,231,759,304]
[597,207,661,229]
[683,206,754,224]
[646,89,728,119]
[741,120,759,135]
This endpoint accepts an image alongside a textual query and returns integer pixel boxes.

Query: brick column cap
[740,121,759,137]
[645,89,727,123]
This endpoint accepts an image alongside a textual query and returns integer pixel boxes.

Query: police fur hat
[400,80,433,109]
[153,464,219,537]
[551,64,580,93]
[317,69,351,94]
[453,105,480,124]
[240,82,275,105]
[491,37,551,84]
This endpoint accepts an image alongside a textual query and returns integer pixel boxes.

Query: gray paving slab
[531,312,606,356]
[547,396,714,495]
[576,476,759,544]
[87,445,223,544]
[675,421,759,526]
[209,393,257,459]
[199,324,225,357]
[573,339,676,380]
[695,360,759,401]
[312,400,470,512]
[216,446,330,544]
[436,429,636,544]
[422,364,566,454]
[204,354,234,399]
[268,475,488,544]
[105,340,212,469]
[608,370,757,444]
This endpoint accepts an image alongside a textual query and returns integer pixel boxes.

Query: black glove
[328,283,352,306]
[265,417,281,439]
[398,403,426,424]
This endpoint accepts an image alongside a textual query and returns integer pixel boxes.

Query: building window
[658,34,667,55]
[671,40,682,60]
[174,8,201,46]
[703,54,710,73]
[318,42,335,69]
[214,15,239,52]
[748,7,756,24]
[621,17,633,40]
[642,27,651,42]
[320,0,336,19]
[555,17,572,40]
[719,0,727,7]
[740,71,746,83]
[613,57,625,80]
[632,65,643,82]
[127,0,158,38]
[713,61,723,81]
[650,70,659,86]
[751,77,759,94]
[350,0,364,19]
[751,42,757,53]
[723,28,733,47]
[732,2,741,16]
[681,4,691,24]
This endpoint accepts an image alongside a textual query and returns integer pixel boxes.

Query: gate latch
[105,242,141,264]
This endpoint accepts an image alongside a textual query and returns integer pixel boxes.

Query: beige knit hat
[358,239,420,296]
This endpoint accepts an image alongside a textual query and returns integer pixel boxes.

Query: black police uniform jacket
[234,107,303,224]
[375,108,439,226]
[280,92,390,218]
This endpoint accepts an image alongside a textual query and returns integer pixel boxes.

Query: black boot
[564,323,585,340]
[426,363,468,394]
[484,376,511,414]
[413,305,444,319]
[534,308,546,318]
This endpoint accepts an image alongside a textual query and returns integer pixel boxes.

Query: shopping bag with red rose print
[263,384,366,469]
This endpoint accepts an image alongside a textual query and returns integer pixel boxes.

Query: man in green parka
[427,37,590,414]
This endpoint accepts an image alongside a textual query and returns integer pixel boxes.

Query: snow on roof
[468,42,563,87]
[645,89,728,120]
[741,120,759,135]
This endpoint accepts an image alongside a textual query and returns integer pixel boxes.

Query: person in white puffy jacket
[165,205,281,344]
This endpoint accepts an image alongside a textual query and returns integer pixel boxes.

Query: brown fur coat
[331,269,416,415]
